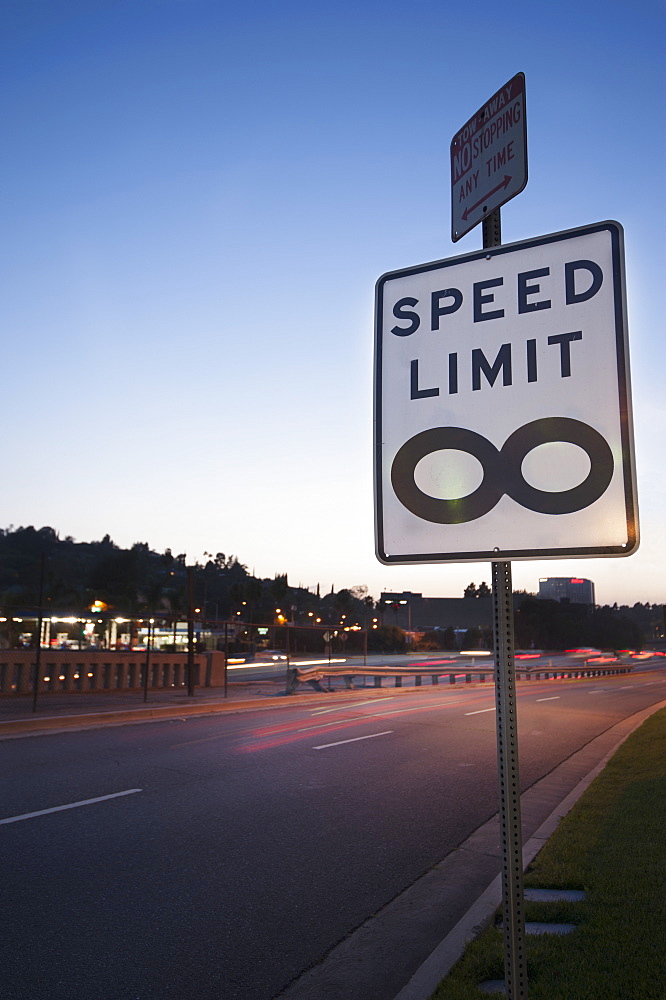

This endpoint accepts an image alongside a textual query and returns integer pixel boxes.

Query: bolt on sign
[451,72,527,242]
[374,221,639,564]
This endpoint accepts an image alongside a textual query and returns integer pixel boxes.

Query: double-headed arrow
[461,174,512,221]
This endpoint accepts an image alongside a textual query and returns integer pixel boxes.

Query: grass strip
[431,707,666,1000]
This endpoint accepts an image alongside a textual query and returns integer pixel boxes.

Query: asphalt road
[2,666,666,1000]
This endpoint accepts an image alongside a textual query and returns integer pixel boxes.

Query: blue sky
[2,0,664,606]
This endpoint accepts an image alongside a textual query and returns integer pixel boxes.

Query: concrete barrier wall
[0,650,227,695]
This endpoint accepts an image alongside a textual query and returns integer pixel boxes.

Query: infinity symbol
[390,418,614,524]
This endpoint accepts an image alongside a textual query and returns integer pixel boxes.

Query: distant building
[538,577,595,605]
[380,591,493,632]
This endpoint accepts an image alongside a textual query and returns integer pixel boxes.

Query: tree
[369,625,406,653]
[513,597,642,651]
[463,626,492,649]
[333,588,353,617]
[271,573,290,607]
[417,627,456,651]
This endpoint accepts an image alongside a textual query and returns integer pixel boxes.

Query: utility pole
[143,618,152,703]
[31,552,46,713]
[187,567,195,697]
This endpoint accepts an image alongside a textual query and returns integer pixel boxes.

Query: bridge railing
[0,650,227,695]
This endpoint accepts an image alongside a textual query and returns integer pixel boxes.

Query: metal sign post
[485,204,527,1000]
[492,558,527,998]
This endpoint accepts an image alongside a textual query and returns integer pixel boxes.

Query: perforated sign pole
[484,208,528,1000]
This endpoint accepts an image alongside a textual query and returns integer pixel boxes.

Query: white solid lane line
[536,696,560,702]
[313,731,393,750]
[304,700,458,731]
[0,789,142,826]
[464,707,497,716]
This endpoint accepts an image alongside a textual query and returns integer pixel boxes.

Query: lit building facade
[538,577,595,605]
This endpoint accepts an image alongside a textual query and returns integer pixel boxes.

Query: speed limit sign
[374,221,638,564]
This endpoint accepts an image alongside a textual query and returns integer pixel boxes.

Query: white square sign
[374,222,639,564]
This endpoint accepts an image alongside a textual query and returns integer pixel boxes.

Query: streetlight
[399,599,412,630]
[384,598,401,626]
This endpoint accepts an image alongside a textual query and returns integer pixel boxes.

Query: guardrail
[285,661,634,694]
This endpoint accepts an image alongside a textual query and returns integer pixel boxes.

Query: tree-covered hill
[0,526,660,650]
[0,525,374,629]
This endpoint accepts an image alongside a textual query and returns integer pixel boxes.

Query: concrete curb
[0,695,321,736]
[392,698,666,1000]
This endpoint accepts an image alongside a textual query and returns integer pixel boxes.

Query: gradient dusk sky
[2,0,664,606]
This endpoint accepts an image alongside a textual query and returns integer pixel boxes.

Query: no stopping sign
[373,222,639,564]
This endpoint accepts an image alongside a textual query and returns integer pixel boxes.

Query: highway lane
[2,666,665,1000]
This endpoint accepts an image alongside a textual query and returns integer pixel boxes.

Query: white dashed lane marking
[313,731,393,750]
[0,789,142,826]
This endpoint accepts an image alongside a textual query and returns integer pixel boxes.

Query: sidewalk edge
[0,693,335,736]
